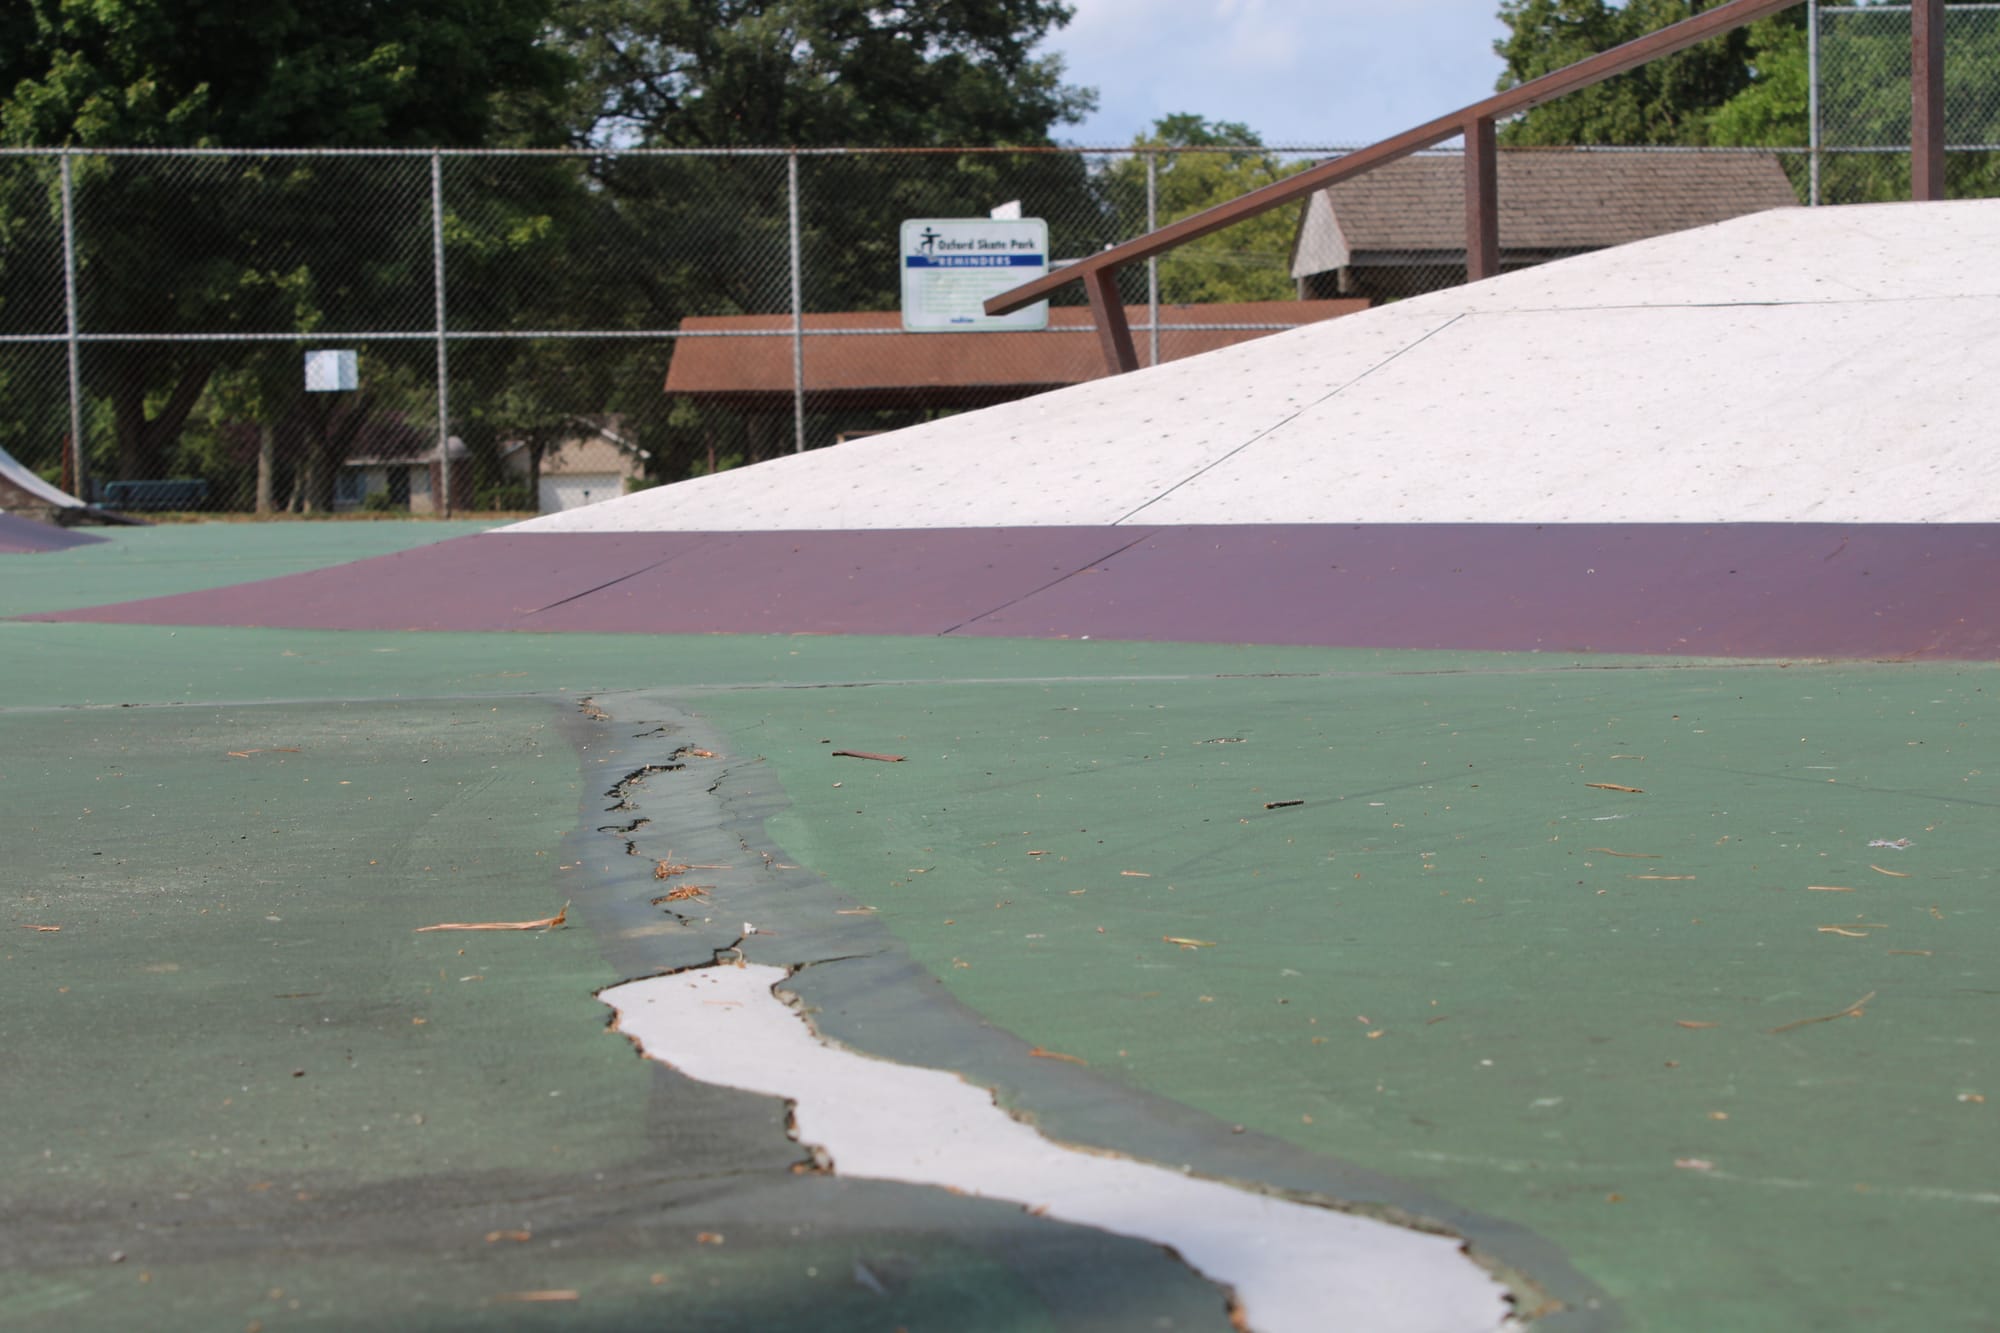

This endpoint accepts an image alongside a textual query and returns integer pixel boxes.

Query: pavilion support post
[1912,0,1946,201]
[1465,116,1500,283]
[1084,265,1139,376]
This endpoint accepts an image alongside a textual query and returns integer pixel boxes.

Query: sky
[1040,0,1516,149]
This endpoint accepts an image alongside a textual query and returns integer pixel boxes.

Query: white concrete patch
[603,962,1516,1333]
[512,199,2000,532]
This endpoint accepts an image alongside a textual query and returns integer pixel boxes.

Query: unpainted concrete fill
[604,962,1516,1333]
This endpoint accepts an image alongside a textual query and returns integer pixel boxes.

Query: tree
[1492,1,2000,204]
[1102,114,1314,306]
[1493,1,1800,146]
[542,2,1104,472]
[0,0,569,483]
[557,0,1094,150]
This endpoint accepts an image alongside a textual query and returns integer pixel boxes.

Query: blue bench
[98,479,210,511]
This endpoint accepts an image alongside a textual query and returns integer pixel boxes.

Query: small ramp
[0,442,88,514]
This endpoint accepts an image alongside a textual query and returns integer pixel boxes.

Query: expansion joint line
[1112,314,1467,527]
[938,528,1162,637]
[522,554,685,617]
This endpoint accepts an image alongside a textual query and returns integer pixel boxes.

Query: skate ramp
[27,200,2000,659]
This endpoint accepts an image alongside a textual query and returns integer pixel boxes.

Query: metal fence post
[789,152,805,454]
[59,151,87,502]
[1145,151,1160,368]
[1807,0,1821,206]
[431,151,452,515]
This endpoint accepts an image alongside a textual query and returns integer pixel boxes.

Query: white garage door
[539,473,623,513]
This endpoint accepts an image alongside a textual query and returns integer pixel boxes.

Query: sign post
[900,219,1049,332]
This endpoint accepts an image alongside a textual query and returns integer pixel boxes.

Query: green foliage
[0,0,1112,494]
[557,0,1094,149]
[1493,1,2000,203]
[1494,1,1801,146]
[0,0,567,483]
[1102,115,1313,305]
[474,482,534,512]
[1,0,567,149]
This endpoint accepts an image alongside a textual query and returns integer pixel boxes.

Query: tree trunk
[109,357,216,481]
[255,423,275,516]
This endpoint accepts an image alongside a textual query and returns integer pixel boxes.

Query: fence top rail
[985,0,1806,316]
[0,143,1377,160]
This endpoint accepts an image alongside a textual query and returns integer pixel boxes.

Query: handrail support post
[1465,116,1500,282]
[1084,266,1140,376]
[1912,0,1946,201]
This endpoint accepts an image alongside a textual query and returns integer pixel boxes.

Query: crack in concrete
[603,763,685,811]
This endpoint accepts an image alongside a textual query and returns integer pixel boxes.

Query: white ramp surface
[513,200,2000,532]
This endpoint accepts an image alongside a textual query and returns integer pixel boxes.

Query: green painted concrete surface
[4,523,1997,1330]
[0,520,499,617]
[702,663,2000,1332]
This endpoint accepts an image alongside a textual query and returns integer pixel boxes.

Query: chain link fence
[1811,1,2000,203]
[0,13,1993,522]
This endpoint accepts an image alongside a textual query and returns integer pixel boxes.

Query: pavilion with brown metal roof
[662,299,1364,409]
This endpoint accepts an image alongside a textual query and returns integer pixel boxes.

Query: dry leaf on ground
[416,902,569,933]
[1770,991,1876,1035]
[1029,1046,1088,1065]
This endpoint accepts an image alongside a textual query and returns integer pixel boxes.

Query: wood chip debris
[1817,926,1872,937]
[831,750,904,762]
[497,1290,578,1303]
[484,1230,532,1244]
[1028,1046,1088,1065]
[654,860,728,879]
[654,885,711,903]
[1263,799,1304,810]
[1674,1158,1716,1172]
[1675,1020,1720,1029]
[1163,936,1216,949]
[1770,990,1875,1035]
[1869,864,1911,877]
[1120,870,1151,878]
[20,924,60,932]
[1806,885,1856,893]
[1588,848,1661,858]
[1585,783,1644,794]
[416,902,569,932]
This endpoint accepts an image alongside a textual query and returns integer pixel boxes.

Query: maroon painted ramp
[25,529,1149,636]
[24,523,2000,660]
[0,512,105,553]
[960,524,2000,659]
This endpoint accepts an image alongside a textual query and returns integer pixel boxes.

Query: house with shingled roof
[1290,148,1800,304]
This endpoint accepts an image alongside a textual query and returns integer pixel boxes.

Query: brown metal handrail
[987,0,1948,376]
